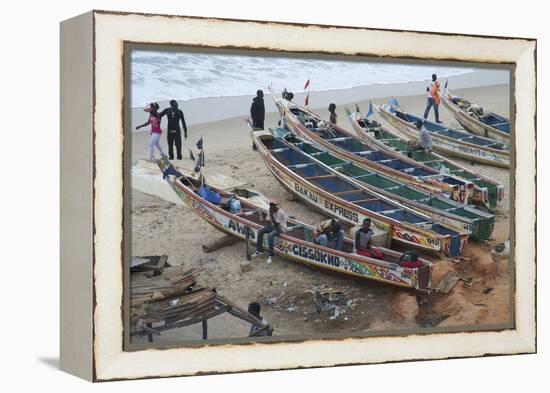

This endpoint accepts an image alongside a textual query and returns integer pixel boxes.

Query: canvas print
[126,48,512,345]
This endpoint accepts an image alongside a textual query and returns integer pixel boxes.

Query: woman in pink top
[136,102,166,161]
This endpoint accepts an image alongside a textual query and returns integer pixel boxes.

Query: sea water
[130,50,474,108]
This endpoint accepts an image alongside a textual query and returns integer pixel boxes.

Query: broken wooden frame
[131,293,271,342]
[60,10,536,381]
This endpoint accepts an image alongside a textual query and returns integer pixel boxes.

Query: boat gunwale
[345,108,505,208]
[271,127,495,240]
[157,161,432,289]
[281,99,457,177]
[377,104,510,157]
[252,131,470,248]
[440,92,510,142]
[275,98,484,204]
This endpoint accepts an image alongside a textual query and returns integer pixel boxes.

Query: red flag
[305,93,309,106]
[304,79,310,90]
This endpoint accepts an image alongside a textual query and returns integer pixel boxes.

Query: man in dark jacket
[160,100,188,160]
[250,90,265,130]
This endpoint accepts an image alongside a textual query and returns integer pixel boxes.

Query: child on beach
[328,103,337,124]
[247,302,271,337]
[136,102,167,161]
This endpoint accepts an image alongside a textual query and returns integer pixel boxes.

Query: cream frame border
[90,11,535,381]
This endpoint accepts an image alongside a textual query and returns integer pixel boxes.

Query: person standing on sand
[160,100,188,160]
[136,102,166,161]
[423,73,442,123]
[251,201,287,264]
[328,103,337,124]
[250,89,265,130]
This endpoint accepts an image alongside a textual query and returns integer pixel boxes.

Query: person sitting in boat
[248,302,272,337]
[406,140,417,158]
[251,201,287,264]
[282,90,294,102]
[397,250,424,269]
[312,218,344,251]
[354,218,383,259]
[416,119,433,152]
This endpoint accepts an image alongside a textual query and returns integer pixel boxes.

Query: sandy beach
[130,76,511,344]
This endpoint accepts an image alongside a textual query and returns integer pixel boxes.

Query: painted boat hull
[271,128,494,241]
[156,158,432,290]
[376,105,510,168]
[251,130,468,257]
[440,93,510,143]
[272,96,475,205]
[345,108,505,210]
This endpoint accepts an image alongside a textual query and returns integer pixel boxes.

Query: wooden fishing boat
[156,157,433,291]
[345,107,505,210]
[440,91,510,143]
[250,127,469,257]
[270,91,475,205]
[376,101,510,168]
[269,127,494,241]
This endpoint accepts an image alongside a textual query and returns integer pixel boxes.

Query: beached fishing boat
[156,157,433,291]
[345,107,505,210]
[270,91,474,205]
[376,100,510,168]
[269,127,494,241]
[250,127,469,257]
[440,91,510,143]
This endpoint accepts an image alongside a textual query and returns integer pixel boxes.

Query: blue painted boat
[250,125,469,257]
[269,126,495,242]
[156,156,434,290]
[376,100,510,168]
[270,91,475,204]
[345,107,505,210]
[440,91,510,143]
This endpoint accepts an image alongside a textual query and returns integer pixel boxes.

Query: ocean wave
[130,50,474,107]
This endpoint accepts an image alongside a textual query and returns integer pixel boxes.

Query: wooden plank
[305,174,337,180]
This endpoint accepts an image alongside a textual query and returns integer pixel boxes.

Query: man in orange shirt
[423,74,442,123]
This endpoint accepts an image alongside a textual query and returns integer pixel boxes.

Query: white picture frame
[60,10,536,381]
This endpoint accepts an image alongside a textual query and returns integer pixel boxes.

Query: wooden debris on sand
[130,255,169,273]
[130,265,197,307]
[130,256,272,341]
